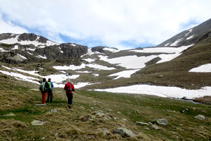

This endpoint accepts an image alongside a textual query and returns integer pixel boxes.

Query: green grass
[0,80,211,140]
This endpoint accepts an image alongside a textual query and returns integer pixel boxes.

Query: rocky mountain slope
[157,18,211,47]
[0,33,88,64]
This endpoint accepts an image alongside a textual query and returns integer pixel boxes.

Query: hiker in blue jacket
[46,78,54,103]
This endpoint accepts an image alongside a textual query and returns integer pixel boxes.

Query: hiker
[64,79,75,109]
[39,78,49,104]
[46,78,54,103]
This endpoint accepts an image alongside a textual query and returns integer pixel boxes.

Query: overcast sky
[0,0,210,49]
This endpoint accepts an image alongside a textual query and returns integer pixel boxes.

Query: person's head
[67,79,71,83]
[43,78,46,82]
[48,78,51,82]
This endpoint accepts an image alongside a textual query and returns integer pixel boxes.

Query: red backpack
[65,82,72,93]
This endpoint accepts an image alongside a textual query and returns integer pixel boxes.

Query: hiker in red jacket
[64,80,75,109]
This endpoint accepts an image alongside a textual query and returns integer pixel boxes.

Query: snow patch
[84,58,96,63]
[186,35,194,40]
[170,38,183,46]
[94,84,211,99]
[109,69,140,80]
[37,55,47,59]
[11,45,19,50]
[189,63,211,73]
[99,55,157,69]
[18,54,27,60]
[103,48,119,53]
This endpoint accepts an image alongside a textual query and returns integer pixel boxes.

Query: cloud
[0,0,210,49]
[0,14,28,34]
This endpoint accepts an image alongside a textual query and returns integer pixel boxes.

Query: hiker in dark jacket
[46,78,54,103]
[64,79,75,109]
[40,78,49,104]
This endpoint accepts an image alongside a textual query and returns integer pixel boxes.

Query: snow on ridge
[189,63,211,73]
[0,34,58,47]
[17,54,27,60]
[170,38,183,46]
[94,84,211,99]
[186,35,194,40]
[103,47,119,53]
[130,45,194,64]
[130,47,178,54]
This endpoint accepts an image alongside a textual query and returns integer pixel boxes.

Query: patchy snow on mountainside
[109,69,140,80]
[189,63,211,73]
[74,82,100,89]
[99,55,156,69]
[0,35,58,47]
[84,58,96,63]
[53,63,115,71]
[130,45,193,64]
[37,55,47,59]
[0,48,7,52]
[103,47,119,53]
[94,85,211,99]
[17,54,27,60]
[86,64,115,70]
[11,45,19,50]
[0,70,39,84]
[53,64,86,70]
[1,65,211,99]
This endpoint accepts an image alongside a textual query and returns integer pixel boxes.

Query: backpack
[39,82,47,92]
[48,82,52,90]
[66,82,72,93]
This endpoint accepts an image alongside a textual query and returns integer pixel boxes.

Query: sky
[0,0,210,49]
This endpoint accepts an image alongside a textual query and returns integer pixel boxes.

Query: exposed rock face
[0,42,88,64]
[18,33,38,42]
[17,33,48,43]
[91,46,105,53]
[0,33,15,40]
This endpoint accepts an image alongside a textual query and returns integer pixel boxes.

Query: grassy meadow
[0,74,210,140]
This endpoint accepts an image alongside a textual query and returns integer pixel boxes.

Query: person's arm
[51,82,54,88]
[71,84,75,91]
[64,84,66,90]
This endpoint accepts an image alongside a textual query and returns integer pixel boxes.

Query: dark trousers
[66,93,73,105]
[47,89,53,103]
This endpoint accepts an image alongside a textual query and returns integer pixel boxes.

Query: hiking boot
[68,104,71,109]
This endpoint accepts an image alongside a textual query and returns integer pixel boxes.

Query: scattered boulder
[4,113,15,116]
[113,127,136,138]
[80,115,93,122]
[136,121,150,126]
[194,114,206,120]
[149,123,160,130]
[50,109,57,113]
[155,118,168,126]
[31,120,46,126]
[102,128,110,136]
